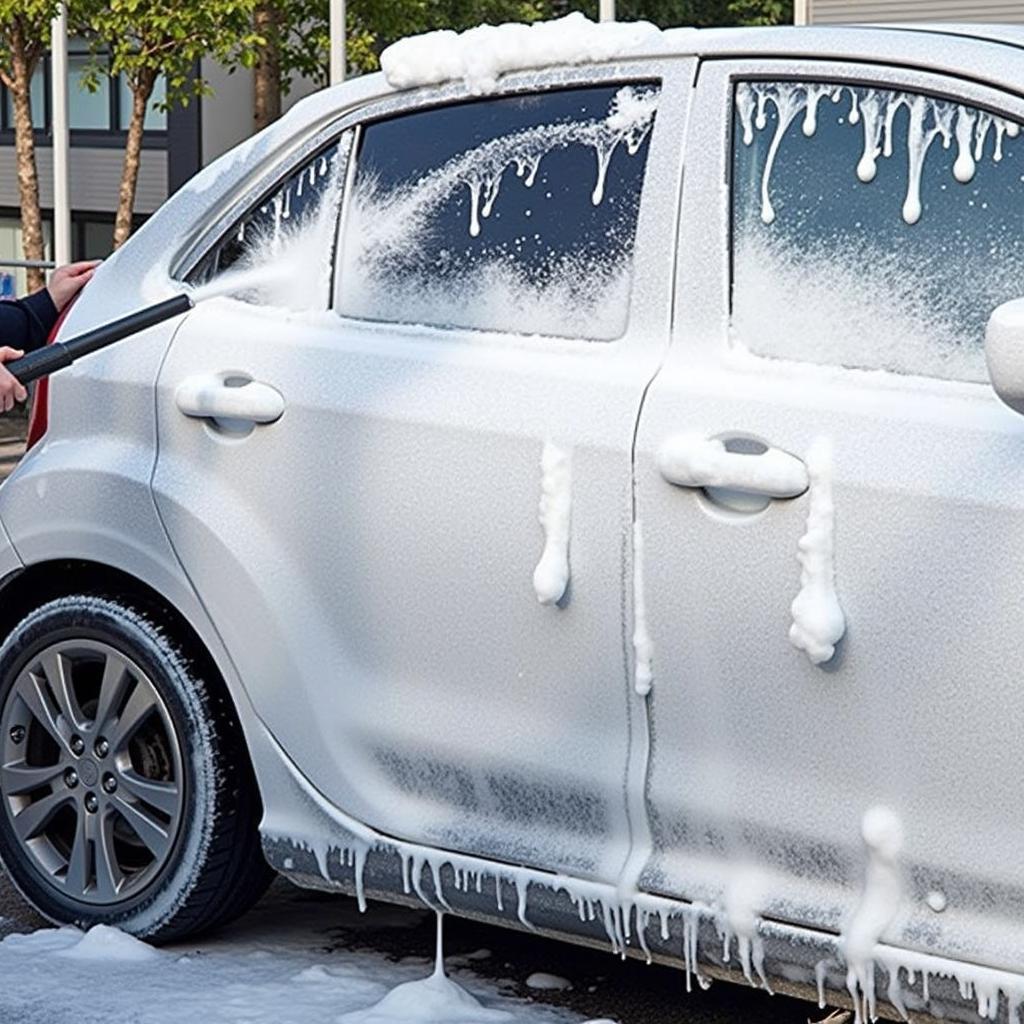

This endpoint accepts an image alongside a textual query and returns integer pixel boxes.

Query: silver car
[2,20,1024,1024]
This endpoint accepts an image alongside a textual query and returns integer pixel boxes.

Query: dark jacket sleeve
[0,289,58,353]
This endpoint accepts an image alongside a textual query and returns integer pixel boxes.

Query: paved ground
[0,869,835,1024]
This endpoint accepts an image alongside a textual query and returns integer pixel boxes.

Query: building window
[0,48,167,136]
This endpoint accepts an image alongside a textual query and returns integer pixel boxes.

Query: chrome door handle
[175,374,285,425]
[658,434,808,499]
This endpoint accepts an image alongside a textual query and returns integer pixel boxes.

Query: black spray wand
[6,294,194,386]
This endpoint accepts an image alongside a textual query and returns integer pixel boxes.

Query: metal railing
[0,259,56,271]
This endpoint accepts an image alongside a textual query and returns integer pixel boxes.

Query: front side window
[337,83,659,341]
[186,136,348,311]
[731,78,1024,383]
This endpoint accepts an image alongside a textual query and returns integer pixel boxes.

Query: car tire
[0,594,273,941]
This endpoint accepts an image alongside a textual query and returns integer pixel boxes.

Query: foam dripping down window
[731,80,1024,383]
[337,83,659,341]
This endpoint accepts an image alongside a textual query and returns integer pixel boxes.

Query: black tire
[0,594,273,941]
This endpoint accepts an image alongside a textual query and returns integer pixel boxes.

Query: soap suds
[657,434,808,499]
[789,438,845,665]
[631,519,653,697]
[721,872,771,992]
[380,13,665,96]
[533,442,572,605]
[735,81,1020,227]
[842,807,904,1024]
[339,86,656,341]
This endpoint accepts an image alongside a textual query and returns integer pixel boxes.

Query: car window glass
[186,136,347,310]
[731,79,1024,382]
[336,84,659,341]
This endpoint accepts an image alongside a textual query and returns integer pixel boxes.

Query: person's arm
[0,261,100,412]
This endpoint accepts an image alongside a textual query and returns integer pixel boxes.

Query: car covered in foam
[2,17,1024,1024]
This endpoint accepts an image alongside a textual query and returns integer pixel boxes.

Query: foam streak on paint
[533,442,572,605]
[789,438,845,665]
[631,520,654,696]
[843,807,904,1024]
[735,82,1019,227]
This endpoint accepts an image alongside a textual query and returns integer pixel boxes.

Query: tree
[250,0,545,131]
[0,1,57,292]
[78,0,262,248]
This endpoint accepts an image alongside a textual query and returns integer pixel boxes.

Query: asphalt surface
[0,868,838,1024]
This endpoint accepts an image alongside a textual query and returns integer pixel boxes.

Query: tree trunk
[9,27,45,292]
[253,1,281,132]
[113,70,157,249]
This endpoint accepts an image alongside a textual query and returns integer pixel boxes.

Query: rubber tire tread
[0,594,273,942]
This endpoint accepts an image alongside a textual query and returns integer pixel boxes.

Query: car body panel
[1,23,1023,1022]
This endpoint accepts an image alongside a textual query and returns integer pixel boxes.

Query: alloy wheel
[1,638,184,905]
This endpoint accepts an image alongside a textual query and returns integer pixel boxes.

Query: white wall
[801,0,1024,22]
[200,57,322,167]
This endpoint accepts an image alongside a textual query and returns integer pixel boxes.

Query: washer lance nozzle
[6,293,194,386]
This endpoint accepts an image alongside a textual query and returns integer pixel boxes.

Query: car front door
[154,62,692,884]
[634,57,1024,974]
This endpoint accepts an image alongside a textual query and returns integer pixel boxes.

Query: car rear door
[634,55,1024,976]
[154,61,692,885]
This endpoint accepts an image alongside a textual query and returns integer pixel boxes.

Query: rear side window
[336,84,659,341]
[731,79,1024,382]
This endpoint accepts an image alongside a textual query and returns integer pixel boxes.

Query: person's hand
[47,260,101,312]
[0,348,27,412]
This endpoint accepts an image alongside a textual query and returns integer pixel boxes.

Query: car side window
[336,83,660,341]
[731,79,1024,383]
[186,136,348,309]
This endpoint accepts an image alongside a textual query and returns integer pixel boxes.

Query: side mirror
[986,299,1024,415]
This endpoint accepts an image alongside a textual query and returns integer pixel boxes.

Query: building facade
[796,0,1024,23]
[0,52,315,291]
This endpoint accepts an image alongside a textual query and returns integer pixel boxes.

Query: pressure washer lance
[5,294,194,386]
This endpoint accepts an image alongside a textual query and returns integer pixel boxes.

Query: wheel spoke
[1,761,64,795]
[110,793,171,860]
[93,653,130,735]
[12,673,67,749]
[110,681,156,750]
[12,789,70,841]
[117,769,179,817]
[92,812,122,901]
[39,650,84,733]
[63,808,90,895]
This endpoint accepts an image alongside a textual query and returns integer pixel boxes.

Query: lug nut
[9,725,25,744]
[94,738,109,758]
[84,793,98,813]
[102,773,117,794]
[69,736,85,756]
[64,768,79,789]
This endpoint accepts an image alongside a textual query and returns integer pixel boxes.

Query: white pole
[50,2,71,268]
[329,0,346,85]
[794,0,810,25]
[599,0,616,21]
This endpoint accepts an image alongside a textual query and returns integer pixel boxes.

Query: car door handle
[658,434,808,499]
[175,375,285,425]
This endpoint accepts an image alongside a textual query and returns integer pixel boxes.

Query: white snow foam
[842,807,904,1024]
[338,85,656,341]
[720,871,771,992]
[57,924,160,963]
[731,231,996,383]
[525,973,572,991]
[189,153,344,311]
[788,438,845,666]
[736,81,1021,227]
[380,13,665,96]
[533,442,572,605]
[631,519,654,697]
